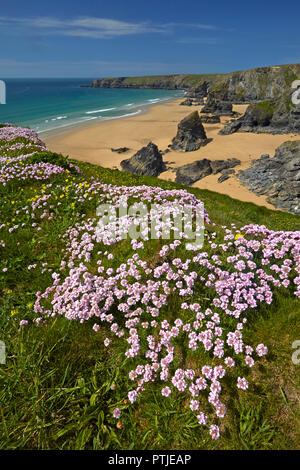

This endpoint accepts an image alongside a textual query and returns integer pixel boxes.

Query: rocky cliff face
[90,64,300,103]
[208,64,300,103]
[220,93,300,135]
[91,74,217,91]
[201,95,237,116]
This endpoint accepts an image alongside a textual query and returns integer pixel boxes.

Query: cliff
[90,63,300,103]
[91,73,221,91]
[208,63,300,103]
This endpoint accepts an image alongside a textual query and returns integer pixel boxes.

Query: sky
[0,0,299,78]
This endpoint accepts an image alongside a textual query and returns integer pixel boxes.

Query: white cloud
[0,16,219,39]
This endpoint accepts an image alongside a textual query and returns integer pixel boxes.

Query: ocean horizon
[0,78,183,135]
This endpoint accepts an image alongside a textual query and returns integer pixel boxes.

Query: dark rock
[175,159,212,185]
[201,96,237,116]
[220,95,300,135]
[193,98,205,105]
[180,98,193,106]
[210,158,240,174]
[111,147,130,153]
[181,96,205,106]
[170,111,211,152]
[187,82,210,99]
[120,142,166,176]
[218,169,235,183]
[200,114,221,124]
[238,140,300,214]
[175,157,240,185]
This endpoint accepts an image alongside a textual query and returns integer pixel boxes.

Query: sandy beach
[43,98,300,211]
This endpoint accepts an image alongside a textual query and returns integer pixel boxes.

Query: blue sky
[0,0,299,78]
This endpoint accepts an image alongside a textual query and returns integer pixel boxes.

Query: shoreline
[43,98,300,212]
[38,94,184,139]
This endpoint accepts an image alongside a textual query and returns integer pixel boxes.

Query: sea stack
[120,142,166,176]
[171,111,211,152]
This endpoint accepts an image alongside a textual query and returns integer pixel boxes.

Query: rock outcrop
[175,158,240,185]
[180,97,204,106]
[220,95,300,135]
[180,98,193,106]
[175,159,212,185]
[201,96,237,116]
[238,141,300,214]
[120,142,166,176]
[200,115,221,124]
[218,168,236,183]
[187,82,210,98]
[170,111,211,152]
[111,147,130,153]
[210,158,240,174]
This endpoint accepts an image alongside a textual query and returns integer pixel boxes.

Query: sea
[0,78,184,135]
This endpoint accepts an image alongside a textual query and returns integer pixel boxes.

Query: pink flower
[161,386,171,397]
[189,400,199,411]
[256,343,268,357]
[197,412,207,425]
[113,408,121,418]
[237,377,248,390]
[209,424,220,439]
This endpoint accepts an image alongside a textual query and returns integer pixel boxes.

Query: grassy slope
[0,141,299,450]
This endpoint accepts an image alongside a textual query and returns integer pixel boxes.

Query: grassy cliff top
[93,63,300,88]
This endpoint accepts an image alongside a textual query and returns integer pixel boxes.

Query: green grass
[0,142,299,450]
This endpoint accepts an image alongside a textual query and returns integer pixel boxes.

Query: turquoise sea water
[0,78,183,135]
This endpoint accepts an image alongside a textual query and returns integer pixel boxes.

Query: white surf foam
[85,107,116,114]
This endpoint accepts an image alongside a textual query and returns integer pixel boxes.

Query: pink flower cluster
[0,161,66,186]
[0,124,45,146]
[2,126,299,441]
[31,183,300,440]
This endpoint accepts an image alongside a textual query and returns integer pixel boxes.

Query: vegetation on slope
[0,125,299,450]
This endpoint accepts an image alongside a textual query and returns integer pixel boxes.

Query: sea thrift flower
[197,412,207,425]
[209,424,220,440]
[113,408,121,419]
[237,377,249,390]
[256,343,268,356]
[161,386,171,397]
